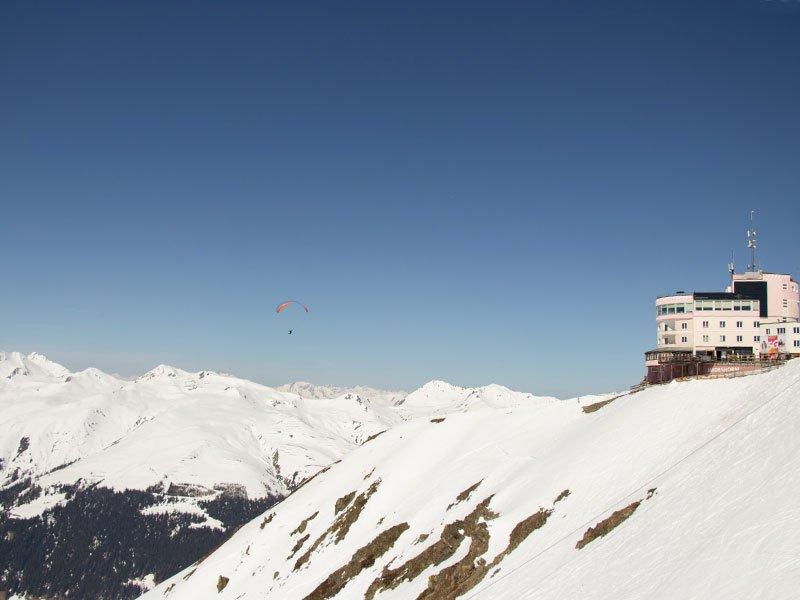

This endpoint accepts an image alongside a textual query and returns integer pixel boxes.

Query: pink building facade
[646,270,800,383]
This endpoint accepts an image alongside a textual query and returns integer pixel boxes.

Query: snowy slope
[142,360,800,600]
[0,352,551,517]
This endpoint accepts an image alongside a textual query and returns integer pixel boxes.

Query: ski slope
[142,359,800,600]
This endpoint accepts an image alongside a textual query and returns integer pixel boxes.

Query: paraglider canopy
[276,300,310,314]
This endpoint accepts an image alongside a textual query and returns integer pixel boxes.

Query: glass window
[702,321,709,328]
[681,322,688,330]
[794,327,799,334]
[681,336,688,343]
[754,336,761,342]
[736,321,743,328]
[720,335,726,342]
[778,327,786,334]
[719,321,726,328]
[702,335,709,342]
[736,335,743,342]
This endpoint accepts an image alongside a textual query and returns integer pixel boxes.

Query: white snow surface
[142,360,800,600]
[0,352,547,518]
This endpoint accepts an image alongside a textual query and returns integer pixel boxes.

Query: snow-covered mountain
[142,360,800,600]
[277,382,407,407]
[0,351,555,599]
[1,353,548,510]
[0,353,398,510]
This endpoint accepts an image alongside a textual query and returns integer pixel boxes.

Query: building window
[720,335,726,342]
[794,327,800,334]
[681,336,688,343]
[681,322,688,330]
[795,340,800,348]
[702,335,709,342]
[778,327,786,334]
[754,321,760,328]
[736,335,743,342]
[754,336,761,342]
[766,328,771,334]
[736,321,743,328]
[719,321,726,328]
[702,321,709,328]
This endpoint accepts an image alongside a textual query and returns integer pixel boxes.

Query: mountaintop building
[645,220,800,384]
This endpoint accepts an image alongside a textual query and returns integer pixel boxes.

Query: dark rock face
[0,483,280,599]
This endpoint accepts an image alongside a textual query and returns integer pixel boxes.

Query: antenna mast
[747,210,758,272]
[728,251,735,277]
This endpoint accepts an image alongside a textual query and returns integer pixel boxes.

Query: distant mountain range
[0,351,554,599]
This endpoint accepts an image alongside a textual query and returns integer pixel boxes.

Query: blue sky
[2,0,799,396]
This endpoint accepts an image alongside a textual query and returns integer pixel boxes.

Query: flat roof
[693,292,757,301]
[656,292,759,301]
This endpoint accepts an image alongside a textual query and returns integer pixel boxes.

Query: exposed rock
[362,431,386,445]
[554,489,570,503]
[334,491,356,515]
[288,534,310,559]
[447,480,482,510]
[294,480,381,571]
[292,511,319,535]
[302,523,409,600]
[365,496,497,599]
[576,501,641,549]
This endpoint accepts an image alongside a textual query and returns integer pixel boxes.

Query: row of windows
[764,327,800,335]
[656,303,692,315]
[657,300,758,316]
[663,321,800,333]
[665,335,800,347]
[698,334,755,343]
[694,301,754,312]
[700,320,757,329]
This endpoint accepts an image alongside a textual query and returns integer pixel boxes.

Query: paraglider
[276,300,308,335]
[275,300,310,314]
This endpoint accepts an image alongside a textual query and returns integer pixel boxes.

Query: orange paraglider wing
[276,300,310,313]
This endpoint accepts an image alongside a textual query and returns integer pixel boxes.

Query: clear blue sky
[2,0,799,396]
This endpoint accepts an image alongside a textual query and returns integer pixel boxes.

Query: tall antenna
[747,209,758,272]
[728,250,735,277]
